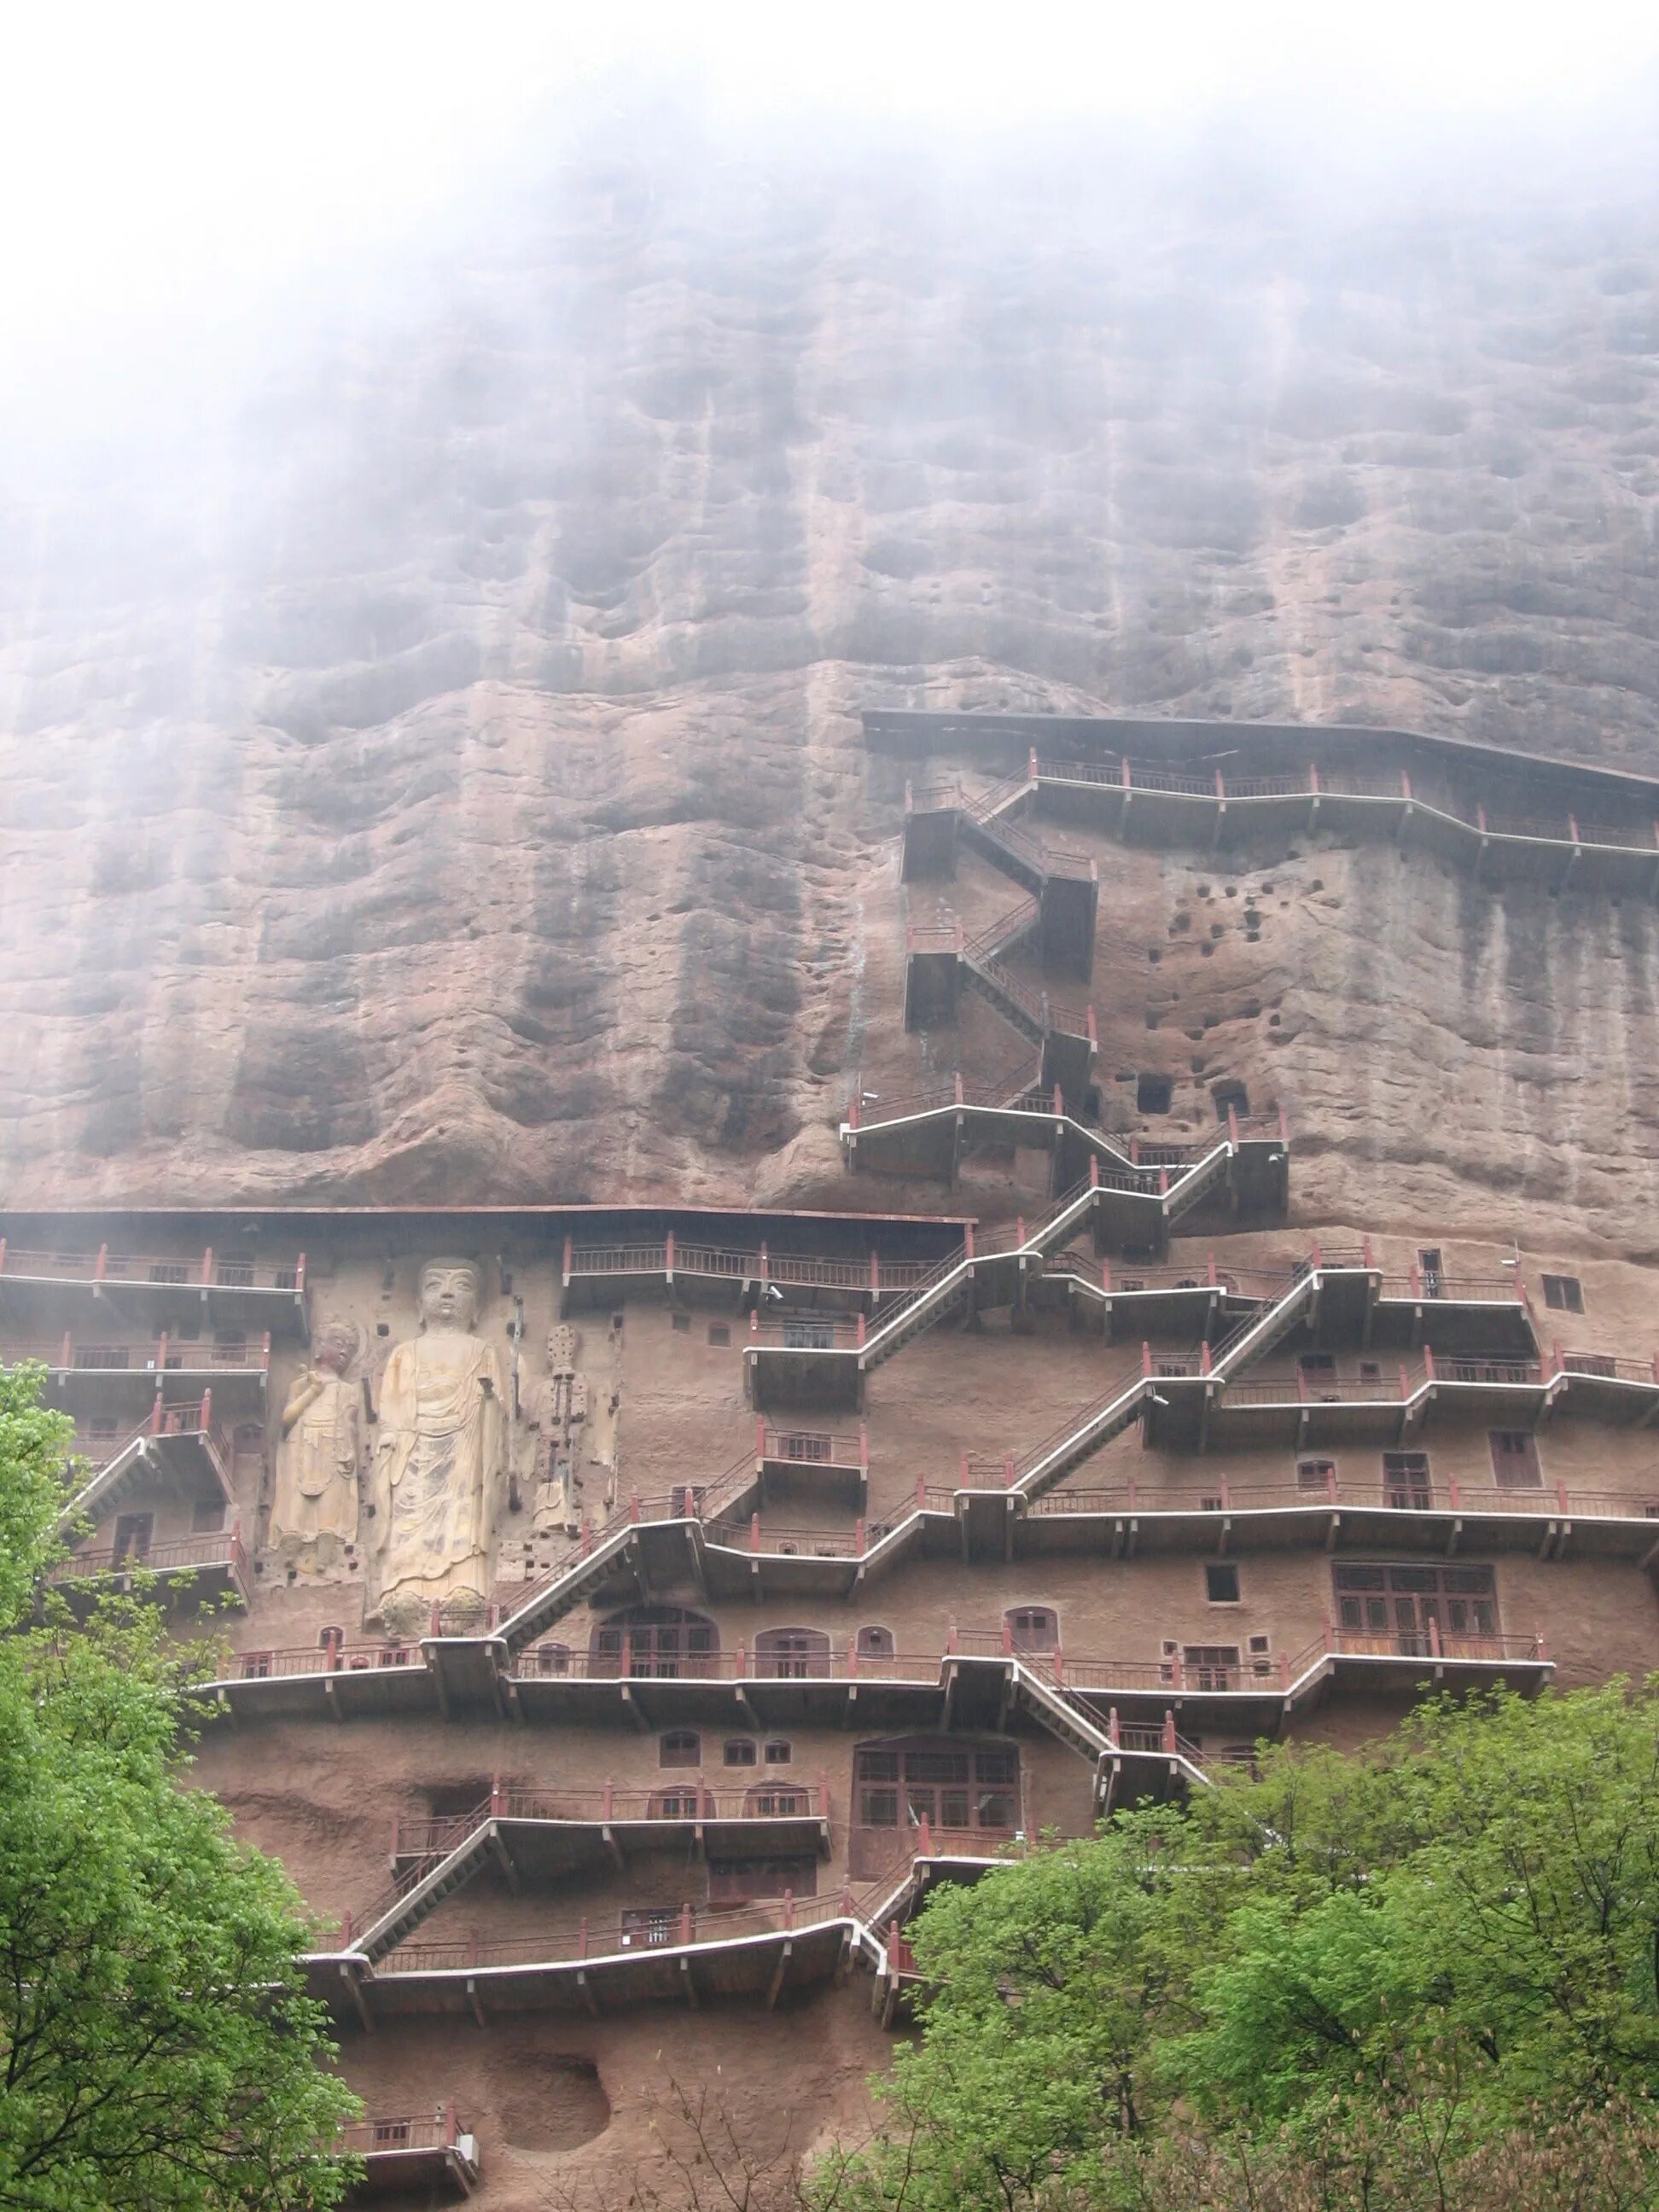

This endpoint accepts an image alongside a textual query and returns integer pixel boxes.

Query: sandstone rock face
[3,119,1658,1228]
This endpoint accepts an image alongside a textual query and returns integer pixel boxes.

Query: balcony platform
[0,1242,308,1341]
[341,2110,480,2200]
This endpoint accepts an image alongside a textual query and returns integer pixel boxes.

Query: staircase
[1009,1366,1150,1496]
[1009,1660,1115,1761]
[352,1813,499,1963]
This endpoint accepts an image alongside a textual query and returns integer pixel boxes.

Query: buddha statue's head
[417,1259,484,1333]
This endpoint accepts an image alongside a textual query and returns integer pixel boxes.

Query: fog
[3,0,1658,451]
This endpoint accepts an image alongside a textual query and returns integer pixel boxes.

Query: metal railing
[336,2105,467,2158]
[0,1243,304,1293]
[49,1528,249,1585]
[2,1332,271,1374]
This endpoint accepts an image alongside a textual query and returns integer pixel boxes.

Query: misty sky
[2,0,1656,436]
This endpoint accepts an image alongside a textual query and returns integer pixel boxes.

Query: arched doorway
[754,1627,831,1679]
[850,1736,1021,1879]
[591,1604,719,1679]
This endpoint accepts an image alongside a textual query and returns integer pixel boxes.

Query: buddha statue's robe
[370,1328,504,1610]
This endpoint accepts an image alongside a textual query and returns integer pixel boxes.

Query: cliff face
[3,120,1657,1232]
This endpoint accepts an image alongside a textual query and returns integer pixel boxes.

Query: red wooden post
[1028,745,1039,783]
[1200,1341,1212,1376]
[1398,1363,1411,1400]
[917,1811,933,1857]
[1141,1341,1152,1377]
[1228,1103,1240,1148]
[621,1631,634,1676]
[858,1421,869,1472]
[1121,755,1132,789]
[925,1470,934,1510]
[855,1516,866,1555]
[1550,1340,1563,1380]
[1309,762,1321,795]
[579,1916,590,1959]
[340,1909,353,1947]
[1326,1464,1338,1506]
[445,2100,458,2150]
[737,1639,748,1677]
[870,1250,880,1295]
[1162,1710,1177,1755]
[1173,1648,1185,1691]
[0,1240,7,1276]
[200,1387,212,1433]
[630,1493,642,1524]
[201,1246,214,1286]
[1477,801,1488,837]
[1129,1136,1139,1167]
[748,1512,760,1553]
[783,1887,796,1930]
[680,1901,693,1947]
[95,1243,108,1282]
[818,1775,830,1820]
[490,1772,504,1819]
[1102,1259,1113,1295]
[1207,1250,1218,1287]
[468,1930,480,1968]
[295,1252,307,1293]
[57,1329,72,1368]
[1108,1703,1121,1748]
[857,1312,867,1348]
[1449,1476,1462,1510]
[1000,1617,1013,1656]
[1423,1343,1437,1383]
[1309,1235,1323,1269]
[1052,1643,1065,1687]
[1220,1473,1231,1511]
[964,1221,975,1258]
[1052,1084,1063,1117]
[1016,1214,1026,1249]
[947,1621,959,1654]
[1410,1260,1422,1297]
[953,1070,964,1107]
[1214,766,1225,801]
[1428,1615,1442,1659]
[1556,1481,1571,1515]
[1279,1652,1291,1689]
[1004,1452,1016,1490]
[1158,1167,1169,1196]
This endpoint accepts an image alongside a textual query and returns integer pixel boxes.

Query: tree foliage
[816,1682,1659,2212]
[0,1362,359,2210]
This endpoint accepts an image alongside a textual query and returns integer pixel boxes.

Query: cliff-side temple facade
[6,710,1659,2203]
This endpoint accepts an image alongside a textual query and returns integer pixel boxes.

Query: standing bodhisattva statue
[370,1259,504,1625]
[270,1319,361,1559]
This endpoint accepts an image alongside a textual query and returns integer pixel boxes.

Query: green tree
[0,1362,359,2211]
[815,1682,1659,2212]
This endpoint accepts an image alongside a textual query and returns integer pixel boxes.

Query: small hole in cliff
[1309,879,1324,893]
[1209,923,1225,940]
[1269,1013,1283,1027]
[1196,884,1211,899]
[1287,849,1301,860]
[1201,943,1215,957]
[1148,948,1162,963]
[1144,1010,1160,1029]
[1225,886,1237,898]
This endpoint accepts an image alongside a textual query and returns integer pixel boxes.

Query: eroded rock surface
[3,120,1657,1247]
